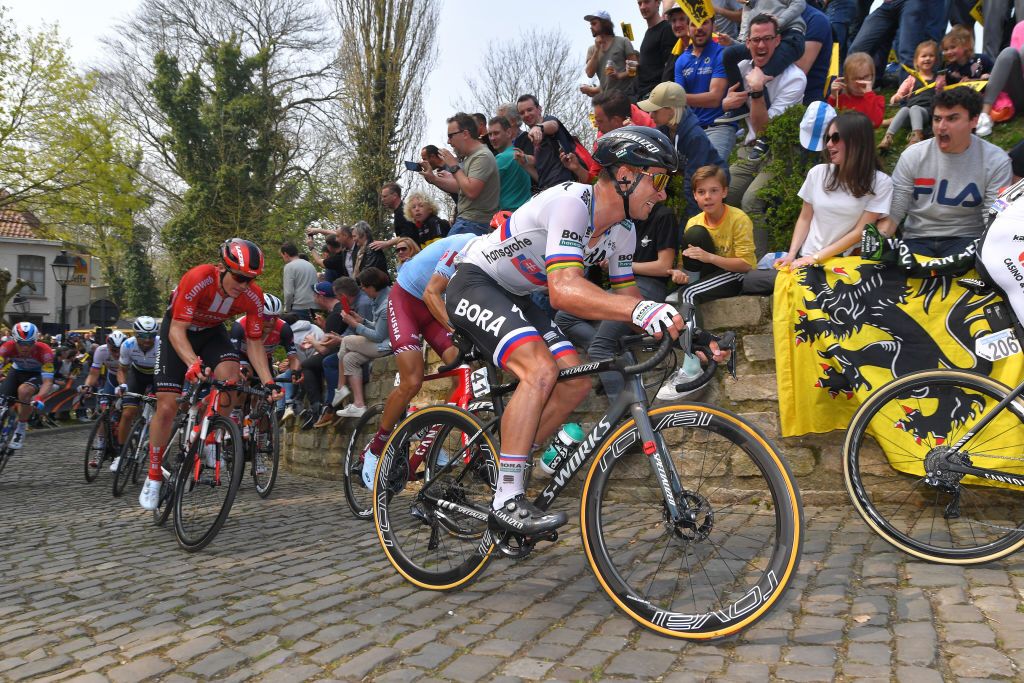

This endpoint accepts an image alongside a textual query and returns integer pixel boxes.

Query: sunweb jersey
[167,264,264,338]
[458,182,637,296]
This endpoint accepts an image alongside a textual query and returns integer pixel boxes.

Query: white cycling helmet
[12,322,37,343]
[107,330,127,349]
[262,293,283,317]
[133,316,158,338]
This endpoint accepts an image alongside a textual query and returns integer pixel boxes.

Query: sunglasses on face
[230,272,255,285]
[825,132,842,144]
[396,247,410,254]
[447,129,467,140]
[639,170,671,192]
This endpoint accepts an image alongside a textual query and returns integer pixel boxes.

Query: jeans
[554,275,667,401]
[323,352,339,405]
[903,236,979,258]
[274,369,294,410]
[849,0,949,70]
[448,217,490,236]
[826,0,857,62]
[727,146,771,257]
[704,125,738,168]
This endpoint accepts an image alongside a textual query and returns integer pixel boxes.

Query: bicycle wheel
[83,415,109,483]
[374,405,498,590]
[173,415,244,552]
[251,409,280,498]
[845,369,1024,564]
[113,417,145,497]
[154,418,186,526]
[0,408,16,476]
[343,403,384,519]
[582,404,803,640]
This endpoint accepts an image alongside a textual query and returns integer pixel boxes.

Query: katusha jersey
[167,264,264,338]
[458,182,638,296]
[90,344,123,374]
[0,340,55,378]
[118,336,160,374]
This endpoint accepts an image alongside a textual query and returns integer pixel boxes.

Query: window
[17,255,45,297]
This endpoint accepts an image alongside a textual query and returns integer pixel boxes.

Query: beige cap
[637,81,687,112]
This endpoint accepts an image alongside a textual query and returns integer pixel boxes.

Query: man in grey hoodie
[281,242,318,320]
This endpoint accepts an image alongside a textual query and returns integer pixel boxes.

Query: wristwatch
[444,163,460,174]
[749,90,765,99]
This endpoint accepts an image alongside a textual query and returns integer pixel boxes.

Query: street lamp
[11,294,28,316]
[51,250,75,337]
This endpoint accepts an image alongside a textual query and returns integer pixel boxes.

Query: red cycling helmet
[220,238,264,278]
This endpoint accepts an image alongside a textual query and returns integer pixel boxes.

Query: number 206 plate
[976,328,1022,362]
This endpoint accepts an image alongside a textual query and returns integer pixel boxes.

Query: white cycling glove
[631,300,680,336]
[115,383,128,396]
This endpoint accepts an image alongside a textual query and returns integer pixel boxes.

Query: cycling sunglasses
[639,170,670,192]
[229,271,256,285]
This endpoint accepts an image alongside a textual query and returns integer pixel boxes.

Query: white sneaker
[9,429,25,450]
[361,446,378,489]
[139,478,161,510]
[335,404,367,419]
[109,456,121,472]
[656,354,706,402]
[977,112,993,137]
[331,386,351,408]
[281,406,296,424]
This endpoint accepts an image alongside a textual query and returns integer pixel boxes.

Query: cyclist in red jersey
[139,239,279,510]
[0,322,55,450]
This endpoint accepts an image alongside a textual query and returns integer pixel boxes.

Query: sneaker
[361,446,378,489]
[489,494,567,536]
[331,386,351,408]
[714,106,749,124]
[9,430,25,450]
[335,404,367,419]
[300,408,318,431]
[877,132,894,152]
[313,409,337,428]
[907,130,925,145]
[976,111,993,137]
[109,456,121,472]
[281,406,296,424]
[139,478,161,510]
[656,354,706,402]
[747,138,769,162]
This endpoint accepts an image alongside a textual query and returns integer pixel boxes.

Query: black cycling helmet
[592,126,677,220]
[592,126,678,173]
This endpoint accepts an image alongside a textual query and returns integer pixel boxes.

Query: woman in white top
[776,111,893,269]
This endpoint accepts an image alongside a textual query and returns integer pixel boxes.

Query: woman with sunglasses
[775,111,892,271]
[394,237,420,269]
[139,238,279,511]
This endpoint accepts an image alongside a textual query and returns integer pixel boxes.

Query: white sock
[15,420,27,435]
[493,453,528,509]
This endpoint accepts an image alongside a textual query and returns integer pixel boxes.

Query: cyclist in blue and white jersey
[445,126,685,536]
[108,317,161,472]
[79,331,127,410]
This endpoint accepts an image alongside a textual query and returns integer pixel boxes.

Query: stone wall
[281,295,848,503]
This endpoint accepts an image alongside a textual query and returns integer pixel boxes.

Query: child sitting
[879,40,939,151]
[940,24,992,85]
[827,51,885,128]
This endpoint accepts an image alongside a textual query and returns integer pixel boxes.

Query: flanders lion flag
[773,257,1024,441]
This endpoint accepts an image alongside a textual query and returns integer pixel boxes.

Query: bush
[755,104,820,252]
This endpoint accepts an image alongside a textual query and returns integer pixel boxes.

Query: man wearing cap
[675,15,735,164]
[636,0,678,100]
[583,11,639,98]
[638,81,724,219]
[661,5,690,82]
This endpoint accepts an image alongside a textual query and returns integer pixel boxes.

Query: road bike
[83,392,121,483]
[0,395,29,476]
[372,332,802,640]
[844,275,1024,565]
[343,362,492,519]
[239,378,281,498]
[113,393,157,497]
[164,376,268,552]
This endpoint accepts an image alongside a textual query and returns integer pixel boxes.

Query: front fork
[626,374,685,524]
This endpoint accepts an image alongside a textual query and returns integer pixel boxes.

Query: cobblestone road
[2,428,1024,682]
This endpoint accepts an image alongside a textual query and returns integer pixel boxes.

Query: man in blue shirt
[798,3,834,104]
[675,17,734,164]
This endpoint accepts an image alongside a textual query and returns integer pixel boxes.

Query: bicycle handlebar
[437,333,477,373]
[620,329,676,375]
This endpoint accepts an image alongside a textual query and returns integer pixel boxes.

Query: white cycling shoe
[9,430,25,450]
[139,478,162,510]
[361,446,378,490]
[109,456,121,472]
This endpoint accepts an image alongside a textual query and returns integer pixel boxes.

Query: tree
[0,271,35,329]
[459,28,595,148]
[330,0,440,229]
[149,39,295,286]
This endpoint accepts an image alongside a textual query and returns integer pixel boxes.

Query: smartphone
[557,135,575,155]
[404,160,421,171]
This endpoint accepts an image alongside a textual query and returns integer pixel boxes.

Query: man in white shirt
[722,14,806,254]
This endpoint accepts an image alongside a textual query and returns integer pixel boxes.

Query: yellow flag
[824,42,840,99]
[620,22,634,41]
[672,38,684,56]
[676,0,714,26]
[970,0,984,25]
[947,79,988,92]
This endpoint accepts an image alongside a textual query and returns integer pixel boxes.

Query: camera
[404,160,422,171]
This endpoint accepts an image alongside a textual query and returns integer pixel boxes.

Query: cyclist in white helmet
[108,317,161,472]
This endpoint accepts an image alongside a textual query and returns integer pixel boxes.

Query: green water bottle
[539,422,585,475]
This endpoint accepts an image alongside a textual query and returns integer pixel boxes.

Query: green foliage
[150,39,305,295]
[755,104,819,252]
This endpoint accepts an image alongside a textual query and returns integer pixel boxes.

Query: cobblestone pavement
[3,428,1024,682]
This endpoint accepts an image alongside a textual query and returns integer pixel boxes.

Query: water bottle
[539,423,584,476]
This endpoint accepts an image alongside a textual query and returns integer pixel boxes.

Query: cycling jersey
[458,182,638,296]
[90,345,122,375]
[118,337,160,375]
[167,264,264,338]
[0,340,55,378]
[230,317,296,360]
[396,233,475,298]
